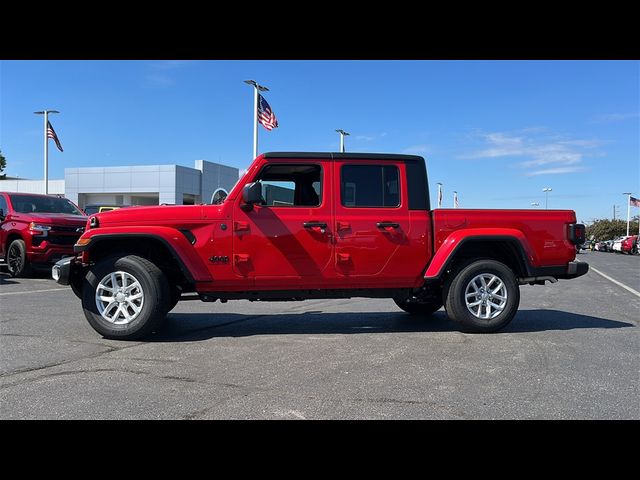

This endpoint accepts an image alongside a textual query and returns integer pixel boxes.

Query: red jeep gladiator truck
[52,152,587,339]
[1,192,87,277]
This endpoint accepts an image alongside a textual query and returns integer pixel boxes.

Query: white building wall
[0,179,65,195]
[2,160,239,207]
[195,160,240,204]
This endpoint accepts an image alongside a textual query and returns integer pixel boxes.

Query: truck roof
[262,152,425,162]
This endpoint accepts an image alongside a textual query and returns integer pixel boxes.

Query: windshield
[9,194,85,215]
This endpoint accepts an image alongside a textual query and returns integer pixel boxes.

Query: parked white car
[612,237,625,252]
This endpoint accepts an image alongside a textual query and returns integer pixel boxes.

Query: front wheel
[444,259,520,333]
[7,239,32,277]
[81,255,170,340]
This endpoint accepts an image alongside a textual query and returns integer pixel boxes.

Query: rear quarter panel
[432,209,578,268]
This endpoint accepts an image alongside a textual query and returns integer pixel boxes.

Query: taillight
[568,224,585,244]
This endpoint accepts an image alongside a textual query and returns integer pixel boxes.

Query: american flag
[257,94,278,131]
[47,121,63,152]
[454,191,459,208]
[630,196,640,207]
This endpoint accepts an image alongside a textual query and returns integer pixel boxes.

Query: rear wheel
[168,286,182,312]
[81,255,170,340]
[7,239,32,277]
[444,259,520,333]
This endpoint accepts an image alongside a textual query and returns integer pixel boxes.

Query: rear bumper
[530,261,589,280]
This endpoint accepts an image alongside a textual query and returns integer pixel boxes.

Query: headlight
[29,222,51,234]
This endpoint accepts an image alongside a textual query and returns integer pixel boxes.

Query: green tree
[586,218,640,241]
[0,149,6,179]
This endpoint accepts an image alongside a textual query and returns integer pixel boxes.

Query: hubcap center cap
[115,292,126,303]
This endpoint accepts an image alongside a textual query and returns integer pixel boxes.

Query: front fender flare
[75,227,212,283]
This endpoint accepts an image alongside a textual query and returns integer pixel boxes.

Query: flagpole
[44,110,49,195]
[34,109,60,195]
[244,80,269,160]
[336,129,349,153]
[623,192,632,236]
[252,86,258,160]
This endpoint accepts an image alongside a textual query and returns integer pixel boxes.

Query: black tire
[81,254,170,340]
[6,239,32,278]
[394,297,443,316]
[444,259,520,333]
[167,286,182,312]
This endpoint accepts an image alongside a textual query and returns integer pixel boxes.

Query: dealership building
[0,159,240,209]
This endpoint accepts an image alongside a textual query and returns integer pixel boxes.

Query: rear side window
[341,165,400,208]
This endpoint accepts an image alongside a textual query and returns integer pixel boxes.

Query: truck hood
[94,204,215,227]
[25,213,87,226]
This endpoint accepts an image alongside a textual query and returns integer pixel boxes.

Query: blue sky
[1,60,638,223]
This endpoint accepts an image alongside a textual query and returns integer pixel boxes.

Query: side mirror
[241,182,263,211]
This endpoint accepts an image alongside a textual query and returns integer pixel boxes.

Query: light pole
[335,129,350,153]
[543,187,552,209]
[34,109,60,195]
[244,80,269,160]
[623,192,632,236]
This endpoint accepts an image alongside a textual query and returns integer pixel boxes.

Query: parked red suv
[0,192,87,277]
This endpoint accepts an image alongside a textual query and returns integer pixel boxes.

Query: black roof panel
[263,152,425,162]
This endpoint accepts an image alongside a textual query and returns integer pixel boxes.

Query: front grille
[48,234,80,246]
[51,225,85,233]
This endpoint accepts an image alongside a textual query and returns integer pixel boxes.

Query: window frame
[339,163,401,209]
[251,163,324,209]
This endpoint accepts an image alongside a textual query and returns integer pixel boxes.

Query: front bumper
[51,256,72,285]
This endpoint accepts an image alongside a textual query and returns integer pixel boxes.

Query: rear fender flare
[424,228,536,279]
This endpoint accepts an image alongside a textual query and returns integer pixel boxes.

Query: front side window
[341,164,400,208]
[254,164,322,207]
[0,195,8,216]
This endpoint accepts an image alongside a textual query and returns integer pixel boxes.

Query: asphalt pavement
[0,252,638,419]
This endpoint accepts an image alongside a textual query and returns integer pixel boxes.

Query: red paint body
[76,154,581,294]
[0,192,87,266]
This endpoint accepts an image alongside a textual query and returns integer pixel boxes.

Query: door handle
[304,221,327,228]
[303,221,328,232]
[376,222,400,229]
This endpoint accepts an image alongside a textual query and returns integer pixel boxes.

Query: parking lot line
[0,288,68,296]
[586,264,640,298]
